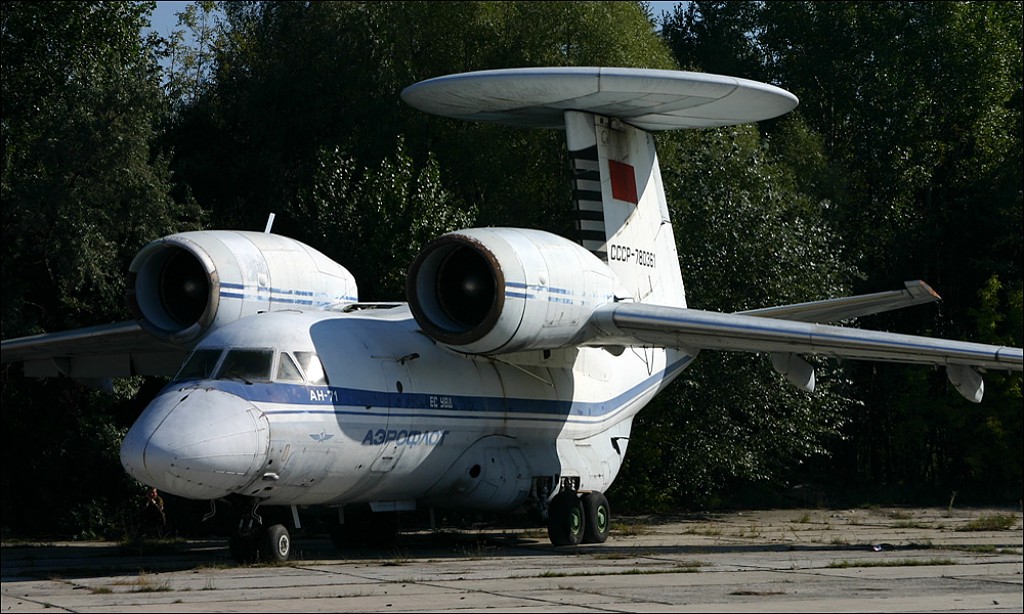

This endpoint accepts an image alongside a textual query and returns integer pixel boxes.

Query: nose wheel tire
[263,524,291,563]
[547,491,585,546]
[230,524,291,564]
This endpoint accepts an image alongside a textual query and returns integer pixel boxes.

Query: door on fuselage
[369,359,415,474]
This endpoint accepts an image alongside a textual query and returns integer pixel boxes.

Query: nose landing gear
[227,503,292,564]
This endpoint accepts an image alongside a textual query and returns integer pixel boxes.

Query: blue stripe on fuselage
[170,354,694,424]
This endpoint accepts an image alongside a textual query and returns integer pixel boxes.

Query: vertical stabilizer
[565,111,686,308]
[401,66,799,309]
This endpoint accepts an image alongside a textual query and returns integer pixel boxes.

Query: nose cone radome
[121,387,270,499]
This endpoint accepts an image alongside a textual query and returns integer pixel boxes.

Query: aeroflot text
[361,429,450,446]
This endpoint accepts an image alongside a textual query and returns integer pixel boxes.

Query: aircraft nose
[121,386,270,499]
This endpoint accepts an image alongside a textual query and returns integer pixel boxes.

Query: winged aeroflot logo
[309,431,334,443]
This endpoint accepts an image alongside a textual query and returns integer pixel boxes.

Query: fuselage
[120,305,695,512]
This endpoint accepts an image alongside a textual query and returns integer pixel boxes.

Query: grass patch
[885,510,914,520]
[538,561,703,578]
[611,522,652,536]
[111,572,173,593]
[893,521,932,529]
[828,557,954,569]
[590,551,636,560]
[794,512,812,524]
[941,544,1023,555]
[683,526,723,537]
[956,514,1017,532]
[113,537,189,556]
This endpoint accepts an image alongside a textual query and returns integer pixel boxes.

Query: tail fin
[400,67,799,309]
[565,111,686,308]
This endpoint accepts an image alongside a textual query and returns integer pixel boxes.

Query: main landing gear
[547,490,610,546]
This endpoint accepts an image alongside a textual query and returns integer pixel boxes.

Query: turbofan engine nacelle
[127,231,358,345]
[407,228,616,354]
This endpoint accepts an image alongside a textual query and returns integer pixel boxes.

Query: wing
[738,280,941,322]
[0,321,186,378]
[585,302,1023,403]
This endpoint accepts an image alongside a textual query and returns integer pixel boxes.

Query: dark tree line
[1,1,1020,537]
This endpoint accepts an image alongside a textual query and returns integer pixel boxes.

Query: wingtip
[905,280,942,301]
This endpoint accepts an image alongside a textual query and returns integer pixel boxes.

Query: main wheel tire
[263,524,291,563]
[581,492,610,544]
[547,491,585,546]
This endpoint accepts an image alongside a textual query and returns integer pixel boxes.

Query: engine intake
[128,231,358,345]
[407,228,616,354]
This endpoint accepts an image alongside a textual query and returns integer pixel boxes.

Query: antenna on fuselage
[264,212,276,234]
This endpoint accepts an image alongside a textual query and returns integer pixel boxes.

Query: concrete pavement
[2,506,1021,612]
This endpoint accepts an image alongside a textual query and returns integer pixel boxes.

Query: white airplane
[3,67,1021,563]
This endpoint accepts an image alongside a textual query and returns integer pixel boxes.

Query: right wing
[0,321,186,378]
[585,302,1022,403]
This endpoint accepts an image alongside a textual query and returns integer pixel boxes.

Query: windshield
[276,353,305,382]
[174,348,327,385]
[215,349,274,383]
[174,349,223,382]
[294,351,329,385]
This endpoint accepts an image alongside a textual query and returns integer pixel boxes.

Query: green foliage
[293,139,476,299]
[1,2,201,537]
[659,0,1022,504]
[1,1,204,336]
[161,0,220,108]
[1,376,143,538]
[614,124,857,507]
[169,1,676,244]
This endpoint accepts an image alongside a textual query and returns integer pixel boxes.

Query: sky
[148,1,192,39]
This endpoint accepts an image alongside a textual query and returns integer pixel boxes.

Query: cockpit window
[174,349,223,382]
[216,349,274,383]
[276,353,305,383]
[294,351,329,385]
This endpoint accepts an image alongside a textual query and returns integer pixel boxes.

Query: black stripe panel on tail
[569,145,606,258]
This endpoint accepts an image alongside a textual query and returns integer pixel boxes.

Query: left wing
[0,321,186,378]
[585,303,1023,403]
[738,280,941,323]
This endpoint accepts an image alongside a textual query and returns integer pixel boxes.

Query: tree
[1,1,204,337]
[168,1,677,257]
[293,139,476,300]
[613,124,857,509]
[659,1,1022,502]
[1,1,202,537]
